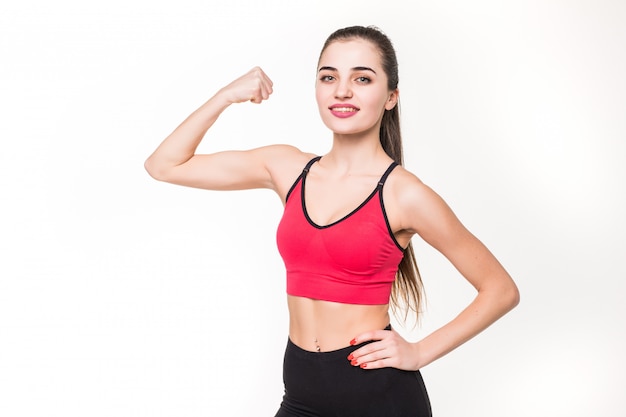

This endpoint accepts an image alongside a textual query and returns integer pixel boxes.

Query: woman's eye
[356,76,371,83]
[320,75,335,82]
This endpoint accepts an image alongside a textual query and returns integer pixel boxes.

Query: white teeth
[333,107,356,112]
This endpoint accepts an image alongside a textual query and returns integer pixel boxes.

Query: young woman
[145,25,519,417]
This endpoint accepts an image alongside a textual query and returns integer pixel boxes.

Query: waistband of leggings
[286,324,392,361]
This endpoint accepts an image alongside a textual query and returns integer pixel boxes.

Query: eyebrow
[318,66,377,74]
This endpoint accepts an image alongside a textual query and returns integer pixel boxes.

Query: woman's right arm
[144,67,293,191]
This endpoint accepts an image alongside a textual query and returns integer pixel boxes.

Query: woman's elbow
[484,276,520,314]
[144,157,168,181]
[503,279,520,311]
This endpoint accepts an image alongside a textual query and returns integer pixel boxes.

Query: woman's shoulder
[386,165,446,215]
[262,144,317,162]
[261,144,318,198]
[388,165,428,195]
[386,165,462,238]
[261,144,318,174]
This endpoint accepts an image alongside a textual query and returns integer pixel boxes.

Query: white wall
[1,1,624,416]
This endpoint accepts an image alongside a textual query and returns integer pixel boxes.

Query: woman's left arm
[349,173,520,371]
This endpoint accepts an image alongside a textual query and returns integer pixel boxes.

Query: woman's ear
[385,88,399,110]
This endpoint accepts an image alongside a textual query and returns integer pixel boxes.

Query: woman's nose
[334,79,353,99]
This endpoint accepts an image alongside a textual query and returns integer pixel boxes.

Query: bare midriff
[287,295,390,352]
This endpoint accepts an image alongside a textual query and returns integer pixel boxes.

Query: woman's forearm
[144,91,231,179]
[415,278,520,368]
[145,67,274,181]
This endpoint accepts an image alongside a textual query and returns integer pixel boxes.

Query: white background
[1,1,625,416]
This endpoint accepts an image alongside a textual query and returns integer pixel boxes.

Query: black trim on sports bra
[302,179,380,229]
[377,161,399,188]
[284,156,322,203]
[303,156,322,173]
[378,166,405,252]
[300,158,400,231]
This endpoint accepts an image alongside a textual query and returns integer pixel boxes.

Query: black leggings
[275,330,432,417]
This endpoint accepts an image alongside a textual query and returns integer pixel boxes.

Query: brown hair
[319,26,425,322]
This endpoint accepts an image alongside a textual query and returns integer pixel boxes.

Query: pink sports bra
[276,156,404,305]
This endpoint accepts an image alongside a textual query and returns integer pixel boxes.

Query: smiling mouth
[330,107,358,112]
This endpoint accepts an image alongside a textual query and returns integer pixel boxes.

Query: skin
[145,38,520,371]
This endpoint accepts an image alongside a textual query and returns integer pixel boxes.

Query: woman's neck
[324,132,390,173]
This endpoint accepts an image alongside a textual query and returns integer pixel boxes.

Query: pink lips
[329,104,359,118]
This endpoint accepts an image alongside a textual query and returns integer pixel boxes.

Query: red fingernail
[351,360,358,366]
[347,354,354,361]
[349,338,357,346]
[360,363,367,369]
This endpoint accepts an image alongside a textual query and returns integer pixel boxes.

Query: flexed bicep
[150,145,292,191]
[145,67,283,190]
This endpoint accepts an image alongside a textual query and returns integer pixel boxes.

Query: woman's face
[315,38,397,137]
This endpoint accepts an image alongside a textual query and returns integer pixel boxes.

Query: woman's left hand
[347,329,422,371]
